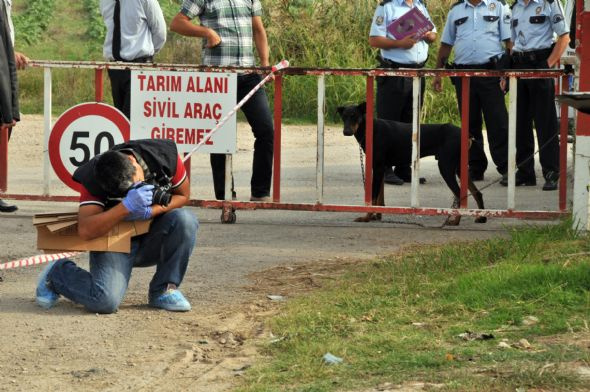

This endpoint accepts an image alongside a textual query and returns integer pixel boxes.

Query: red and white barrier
[0,251,80,270]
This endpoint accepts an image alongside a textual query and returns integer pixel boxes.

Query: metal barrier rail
[0,60,570,222]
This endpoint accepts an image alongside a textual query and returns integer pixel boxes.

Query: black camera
[152,184,172,206]
[129,182,172,207]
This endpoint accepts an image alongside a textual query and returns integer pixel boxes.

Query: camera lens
[152,187,172,206]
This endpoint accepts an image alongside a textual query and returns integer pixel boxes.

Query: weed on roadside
[237,220,590,391]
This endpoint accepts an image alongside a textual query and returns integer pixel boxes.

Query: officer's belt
[452,62,495,70]
[512,48,552,63]
[378,58,426,69]
[116,55,154,63]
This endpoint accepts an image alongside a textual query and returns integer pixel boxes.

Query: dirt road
[0,115,567,391]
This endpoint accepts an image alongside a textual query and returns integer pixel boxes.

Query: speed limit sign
[49,103,130,192]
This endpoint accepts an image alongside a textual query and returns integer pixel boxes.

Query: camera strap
[118,148,157,182]
[133,150,171,188]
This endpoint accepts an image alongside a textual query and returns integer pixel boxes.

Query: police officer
[509,0,569,191]
[433,0,511,182]
[369,0,436,185]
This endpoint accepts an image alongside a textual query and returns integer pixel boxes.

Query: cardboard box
[35,212,151,253]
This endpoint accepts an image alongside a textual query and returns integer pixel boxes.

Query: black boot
[384,167,404,185]
[0,199,17,213]
[542,171,559,191]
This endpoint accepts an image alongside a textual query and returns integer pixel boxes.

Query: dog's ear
[336,106,344,116]
[357,102,367,114]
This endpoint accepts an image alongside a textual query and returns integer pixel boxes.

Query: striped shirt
[180,0,262,66]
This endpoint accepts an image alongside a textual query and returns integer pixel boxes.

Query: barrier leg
[95,68,104,102]
[221,154,236,224]
[460,77,470,208]
[559,75,569,211]
[365,76,374,206]
[316,75,325,204]
[410,76,421,208]
[273,74,282,203]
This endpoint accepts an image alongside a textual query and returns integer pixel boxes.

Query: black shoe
[515,176,536,186]
[0,199,17,213]
[500,174,536,187]
[393,166,412,183]
[542,172,559,191]
[384,167,404,185]
[469,172,485,181]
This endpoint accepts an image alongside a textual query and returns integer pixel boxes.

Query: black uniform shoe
[542,171,559,191]
[500,173,536,187]
[469,172,485,181]
[384,167,404,185]
[0,199,17,213]
[393,166,412,183]
[515,176,537,186]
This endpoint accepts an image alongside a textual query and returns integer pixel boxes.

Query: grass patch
[238,221,590,391]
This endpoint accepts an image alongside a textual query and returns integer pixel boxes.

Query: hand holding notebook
[386,7,434,40]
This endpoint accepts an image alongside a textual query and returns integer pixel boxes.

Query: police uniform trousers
[376,61,425,180]
[511,54,559,180]
[210,73,274,200]
[451,73,508,176]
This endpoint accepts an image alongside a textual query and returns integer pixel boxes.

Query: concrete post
[572,0,590,230]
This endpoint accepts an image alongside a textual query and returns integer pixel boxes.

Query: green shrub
[13,0,56,45]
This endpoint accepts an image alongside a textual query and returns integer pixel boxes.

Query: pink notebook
[386,7,434,40]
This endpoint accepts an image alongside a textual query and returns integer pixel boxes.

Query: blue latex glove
[124,206,153,221]
[122,184,154,216]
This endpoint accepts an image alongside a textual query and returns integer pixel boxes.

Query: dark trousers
[107,57,152,119]
[512,61,559,180]
[376,73,425,179]
[107,69,132,119]
[211,73,274,200]
[452,76,508,175]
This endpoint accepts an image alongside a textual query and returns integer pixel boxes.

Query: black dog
[337,102,486,225]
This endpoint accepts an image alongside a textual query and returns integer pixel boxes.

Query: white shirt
[100,0,166,61]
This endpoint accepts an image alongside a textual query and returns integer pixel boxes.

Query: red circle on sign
[49,103,130,192]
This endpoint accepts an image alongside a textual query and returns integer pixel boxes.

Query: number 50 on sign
[49,103,130,192]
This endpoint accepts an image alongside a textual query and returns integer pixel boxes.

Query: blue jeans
[47,209,199,314]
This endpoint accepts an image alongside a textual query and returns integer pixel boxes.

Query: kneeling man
[36,139,198,313]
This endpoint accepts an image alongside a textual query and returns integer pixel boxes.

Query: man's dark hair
[94,151,136,196]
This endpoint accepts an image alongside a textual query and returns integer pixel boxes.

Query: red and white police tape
[0,251,80,271]
[182,59,289,163]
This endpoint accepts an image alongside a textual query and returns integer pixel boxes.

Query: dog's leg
[354,186,379,223]
[468,179,487,223]
[438,159,462,226]
[355,167,385,222]
[445,195,462,226]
